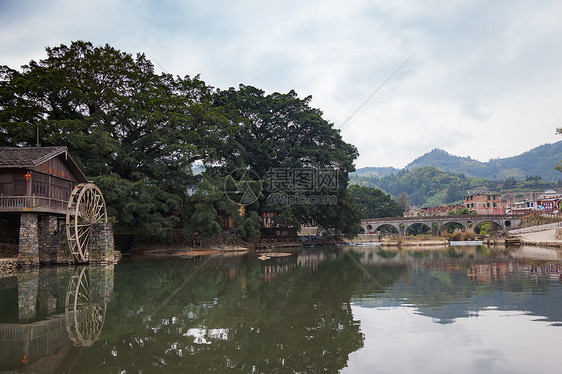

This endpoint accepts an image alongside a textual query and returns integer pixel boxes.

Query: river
[1,245,560,373]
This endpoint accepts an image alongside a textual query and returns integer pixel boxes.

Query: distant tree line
[350,166,561,208]
[347,185,403,219]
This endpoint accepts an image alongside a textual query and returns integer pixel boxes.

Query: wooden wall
[0,154,81,199]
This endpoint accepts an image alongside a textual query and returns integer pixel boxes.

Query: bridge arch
[404,222,431,236]
[438,221,466,235]
[473,220,503,235]
[374,223,400,235]
[472,219,504,231]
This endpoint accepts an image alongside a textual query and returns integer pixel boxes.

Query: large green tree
[348,185,403,219]
[1,41,362,240]
[0,41,235,238]
[211,85,361,237]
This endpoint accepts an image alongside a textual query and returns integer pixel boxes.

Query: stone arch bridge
[361,215,521,236]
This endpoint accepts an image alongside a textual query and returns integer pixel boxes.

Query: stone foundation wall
[0,258,19,277]
[39,215,58,263]
[0,214,119,269]
[89,222,117,264]
[18,213,39,266]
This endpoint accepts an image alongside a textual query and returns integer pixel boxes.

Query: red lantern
[24,172,31,182]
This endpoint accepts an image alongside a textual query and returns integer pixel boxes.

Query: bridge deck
[363,214,515,222]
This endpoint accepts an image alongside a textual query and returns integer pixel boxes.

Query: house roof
[464,191,501,197]
[0,146,89,182]
[0,146,68,167]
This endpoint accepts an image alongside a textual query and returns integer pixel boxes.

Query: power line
[338,53,415,129]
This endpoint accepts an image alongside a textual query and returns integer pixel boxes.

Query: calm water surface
[0,245,561,373]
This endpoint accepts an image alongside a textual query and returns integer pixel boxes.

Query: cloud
[1,0,561,168]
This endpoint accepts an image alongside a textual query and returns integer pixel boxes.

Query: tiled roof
[0,147,67,167]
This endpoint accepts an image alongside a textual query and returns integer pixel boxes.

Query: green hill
[350,166,560,208]
[404,141,562,182]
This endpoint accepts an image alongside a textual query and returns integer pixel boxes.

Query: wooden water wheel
[65,267,107,346]
[66,183,108,263]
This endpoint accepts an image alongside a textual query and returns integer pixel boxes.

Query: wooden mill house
[0,147,115,266]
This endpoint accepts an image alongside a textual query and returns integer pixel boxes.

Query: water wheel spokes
[65,267,107,347]
[66,183,108,263]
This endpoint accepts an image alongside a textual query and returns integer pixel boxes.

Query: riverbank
[509,227,562,248]
[142,245,250,257]
[344,234,450,247]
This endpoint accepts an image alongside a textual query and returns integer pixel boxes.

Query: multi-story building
[464,192,507,215]
[536,190,562,213]
[415,204,462,216]
[508,190,561,215]
[510,199,536,215]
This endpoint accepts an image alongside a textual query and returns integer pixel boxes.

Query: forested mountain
[350,166,399,177]
[350,166,560,208]
[405,149,487,177]
[406,142,562,182]
[355,141,562,182]
[351,167,471,207]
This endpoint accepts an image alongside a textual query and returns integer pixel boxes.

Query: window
[493,203,496,207]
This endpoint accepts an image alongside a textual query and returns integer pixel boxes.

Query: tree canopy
[348,185,403,219]
[1,41,361,239]
[210,85,361,237]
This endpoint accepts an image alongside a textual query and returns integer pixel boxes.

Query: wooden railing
[0,195,68,214]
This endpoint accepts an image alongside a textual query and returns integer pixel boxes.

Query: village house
[464,192,507,215]
[0,146,88,213]
[509,199,537,215]
[536,190,562,214]
[413,204,461,216]
[0,146,115,266]
[508,190,561,216]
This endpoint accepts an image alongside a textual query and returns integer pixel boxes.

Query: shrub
[450,229,464,241]
[463,227,476,240]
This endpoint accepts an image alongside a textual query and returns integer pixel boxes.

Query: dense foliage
[210,85,361,237]
[351,166,561,208]
[348,185,403,218]
[351,167,471,207]
[0,41,361,239]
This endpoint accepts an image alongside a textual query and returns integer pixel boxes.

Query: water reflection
[347,245,562,326]
[0,246,560,373]
[0,266,114,372]
[65,267,112,347]
[87,251,363,373]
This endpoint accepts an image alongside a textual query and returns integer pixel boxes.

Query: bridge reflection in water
[0,265,114,373]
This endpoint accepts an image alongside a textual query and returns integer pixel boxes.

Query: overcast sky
[1,0,561,168]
